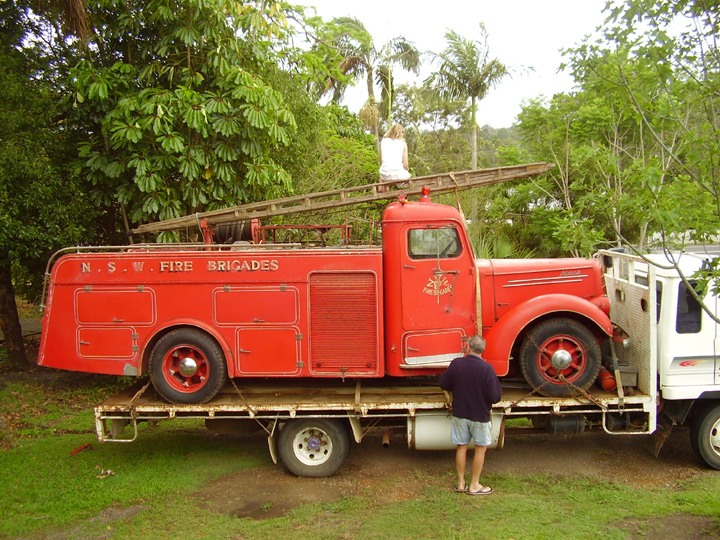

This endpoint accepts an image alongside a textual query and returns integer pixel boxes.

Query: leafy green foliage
[309,16,420,138]
[391,83,473,176]
[72,0,298,230]
[473,234,537,259]
[506,0,720,254]
[0,2,99,303]
[506,1,720,257]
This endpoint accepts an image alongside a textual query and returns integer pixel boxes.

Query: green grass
[0,429,265,537]
[1,374,719,539]
[0,376,132,443]
[22,466,717,540]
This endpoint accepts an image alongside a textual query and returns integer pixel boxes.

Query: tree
[558,0,720,254]
[575,0,720,312]
[502,1,720,260]
[314,17,420,146]
[71,0,298,240]
[426,25,508,170]
[375,38,422,126]
[38,0,91,39]
[391,83,472,175]
[0,1,99,368]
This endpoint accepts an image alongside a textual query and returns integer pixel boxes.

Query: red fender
[140,318,235,376]
[483,294,612,376]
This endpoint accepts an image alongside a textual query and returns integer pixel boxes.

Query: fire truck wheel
[149,328,227,405]
[519,318,601,397]
[690,403,720,470]
[277,419,349,477]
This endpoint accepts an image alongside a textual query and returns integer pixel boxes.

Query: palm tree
[319,17,420,145]
[426,25,508,170]
[375,38,421,125]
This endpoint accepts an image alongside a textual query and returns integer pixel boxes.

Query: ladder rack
[133,162,553,235]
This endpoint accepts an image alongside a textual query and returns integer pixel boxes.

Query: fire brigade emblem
[423,274,453,296]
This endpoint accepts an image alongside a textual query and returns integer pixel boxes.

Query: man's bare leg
[455,444,468,490]
[468,445,488,493]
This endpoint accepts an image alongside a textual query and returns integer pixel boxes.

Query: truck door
[666,280,716,387]
[400,225,476,367]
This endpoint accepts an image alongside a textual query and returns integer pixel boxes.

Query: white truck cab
[600,249,720,469]
[638,253,720,398]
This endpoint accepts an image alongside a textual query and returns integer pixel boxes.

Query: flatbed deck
[94,378,655,443]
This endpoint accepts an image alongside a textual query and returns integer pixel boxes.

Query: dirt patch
[196,464,360,519]
[194,432,447,519]
[615,514,719,539]
[43,505,148,540]
[488,427,704,488]
[194,427,711,523]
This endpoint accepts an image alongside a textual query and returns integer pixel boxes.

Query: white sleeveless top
[379,138,410,180]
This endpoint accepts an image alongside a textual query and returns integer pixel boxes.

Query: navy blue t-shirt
[439,354,502,422]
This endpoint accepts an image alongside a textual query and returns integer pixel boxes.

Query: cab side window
[676,281,702,334]
[408,228,462,260]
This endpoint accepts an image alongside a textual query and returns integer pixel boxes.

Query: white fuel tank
[407,411,505,450]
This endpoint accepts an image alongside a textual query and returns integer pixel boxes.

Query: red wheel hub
[162,345,210,393]
[536,334,587,384]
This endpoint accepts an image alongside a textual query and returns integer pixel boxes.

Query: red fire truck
[38,163,613,407]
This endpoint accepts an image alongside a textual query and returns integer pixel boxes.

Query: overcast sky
[302,0,609,128]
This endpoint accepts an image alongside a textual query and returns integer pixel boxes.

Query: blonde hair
[383,124,405,140]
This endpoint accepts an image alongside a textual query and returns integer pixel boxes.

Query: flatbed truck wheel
[149,328,227,405]
[277,419,349,477]
[519,318,602,397]
[690,403,720,470]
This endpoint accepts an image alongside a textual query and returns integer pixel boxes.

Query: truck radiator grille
[309,273,379,375]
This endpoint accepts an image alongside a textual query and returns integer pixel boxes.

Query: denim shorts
[451,416,492,446]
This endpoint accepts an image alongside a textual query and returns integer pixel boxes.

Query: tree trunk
[471,96,478,170]
[0,250,27,369]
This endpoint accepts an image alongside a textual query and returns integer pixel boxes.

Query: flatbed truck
[37,164,720,475]
[93,377,654,477]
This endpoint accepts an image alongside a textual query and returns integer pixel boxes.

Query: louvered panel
[309,273,379,375]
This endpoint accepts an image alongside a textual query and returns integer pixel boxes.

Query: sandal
[467,485,493,495]
[453,485,467,493]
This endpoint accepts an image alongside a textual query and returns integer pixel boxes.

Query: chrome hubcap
[178,356,198,377]
[551,349,573,370]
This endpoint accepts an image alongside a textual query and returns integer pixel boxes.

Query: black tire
[519,318,602,397]
[690,403,720,469]
[277,419,349,477]
[149,328,227,405]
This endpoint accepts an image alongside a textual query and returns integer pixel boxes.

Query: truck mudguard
[483,293,613,376]
[139,318,235,376]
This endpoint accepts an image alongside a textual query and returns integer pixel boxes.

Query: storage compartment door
[404,330,463,367]
[76,289,155,324]
[77,327,136,359]
[237,327,302,376]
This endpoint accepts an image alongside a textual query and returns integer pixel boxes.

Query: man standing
[439,335,502,495]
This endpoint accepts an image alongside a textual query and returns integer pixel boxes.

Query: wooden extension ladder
[132,162,554,235]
